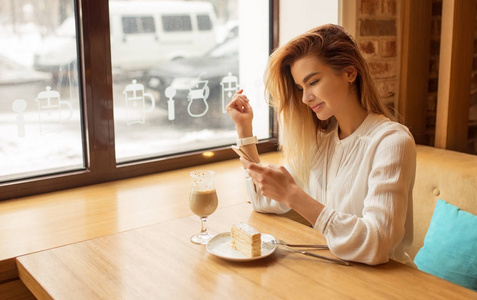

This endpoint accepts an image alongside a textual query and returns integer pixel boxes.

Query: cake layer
[231,222,261,257]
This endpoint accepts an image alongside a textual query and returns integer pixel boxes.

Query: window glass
[122,17,139,34]
[110,0,271,163]
[197,14,212,31]
[141,17,156,33]
[0,1,84,181]
[122,16,156,34]
[161,15,192,32]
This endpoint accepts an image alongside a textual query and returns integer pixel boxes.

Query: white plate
[206,232,276,262]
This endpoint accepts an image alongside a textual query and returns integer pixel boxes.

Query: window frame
[0,0,279,201]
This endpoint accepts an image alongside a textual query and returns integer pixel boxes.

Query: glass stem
[200,216,208,235]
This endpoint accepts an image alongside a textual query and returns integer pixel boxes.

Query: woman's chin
[315,112,332,121]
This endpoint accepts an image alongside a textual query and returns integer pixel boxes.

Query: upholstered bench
[410,145,477,291]
[409,145,477,258]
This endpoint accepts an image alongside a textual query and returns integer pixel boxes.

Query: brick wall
[355,0,477,154]
[356,0,400,114]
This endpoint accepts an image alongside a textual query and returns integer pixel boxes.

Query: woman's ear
[345,66,357,83]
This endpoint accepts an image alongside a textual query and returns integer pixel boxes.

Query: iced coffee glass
[189,170,218,244]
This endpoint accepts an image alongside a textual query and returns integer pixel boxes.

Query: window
[161,15,192,32]
[0,2,83,182]
[0,0,278,201]
[197,14,212,31]
[122,17,139,34]
[122,16,156,34]
[141,17,156,33]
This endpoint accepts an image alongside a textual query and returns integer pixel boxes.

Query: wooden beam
[339,0,357,38]
[435,0,475,151]
[398,0,432,144]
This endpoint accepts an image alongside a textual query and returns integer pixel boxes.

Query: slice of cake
[230,222,261,257]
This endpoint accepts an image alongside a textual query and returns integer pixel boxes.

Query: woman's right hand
[226,89,254,128]
[227,89,259,164]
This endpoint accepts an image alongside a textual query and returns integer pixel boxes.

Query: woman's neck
[336,106,368,140]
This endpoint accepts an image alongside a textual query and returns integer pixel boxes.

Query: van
[33,1,217,75]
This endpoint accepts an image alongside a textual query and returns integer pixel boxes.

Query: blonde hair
[264,24,393,186]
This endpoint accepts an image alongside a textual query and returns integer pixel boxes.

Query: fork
[281,248,351,266]
[275,239,329,249]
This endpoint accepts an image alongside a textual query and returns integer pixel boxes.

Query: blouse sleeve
[243,164,292,214]
[314,130,416,265]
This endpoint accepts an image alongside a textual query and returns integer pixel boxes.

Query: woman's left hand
[242,158,324,225]
[241,158,298,204]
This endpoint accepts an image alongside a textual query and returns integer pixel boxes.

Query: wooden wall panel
[435,0,475,151]
[398,0,432,144]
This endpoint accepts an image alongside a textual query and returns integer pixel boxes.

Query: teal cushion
[414,199,477,291]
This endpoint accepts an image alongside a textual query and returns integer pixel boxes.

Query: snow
[0,22,41,67]
[0,20,261,182]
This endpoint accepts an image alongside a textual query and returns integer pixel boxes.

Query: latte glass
[189,170,218,244]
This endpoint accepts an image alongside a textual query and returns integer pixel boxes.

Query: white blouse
[245,113,416,266]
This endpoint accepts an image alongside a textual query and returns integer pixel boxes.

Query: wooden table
[17,202,476,299]
[0,152,285,299]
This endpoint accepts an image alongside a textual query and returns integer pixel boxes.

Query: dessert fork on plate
[274,239,329,249]
[280,248,351,266]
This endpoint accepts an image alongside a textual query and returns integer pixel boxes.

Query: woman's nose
[302,91,314,103]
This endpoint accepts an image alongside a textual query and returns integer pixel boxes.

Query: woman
[226,24,416,266]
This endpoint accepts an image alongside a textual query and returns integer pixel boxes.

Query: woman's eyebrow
[302,72,320,83]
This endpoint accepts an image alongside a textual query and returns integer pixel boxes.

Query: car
[216,20,238,44]
[0,55,52,111]
[144,37,239,128]
[34,1,218,77]
[0,55,51,85]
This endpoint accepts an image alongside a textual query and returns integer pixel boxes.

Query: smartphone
[231,145,258,192]
[231,145,256,163]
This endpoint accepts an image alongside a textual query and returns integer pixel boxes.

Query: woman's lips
[311,102,324,112]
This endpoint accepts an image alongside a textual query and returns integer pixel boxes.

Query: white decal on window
[12,99,27,138]
[123,79,155,125]
[187,74,210,118]
[220,72,239,113]
[165,86,176,121]
[34,86,73,134]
